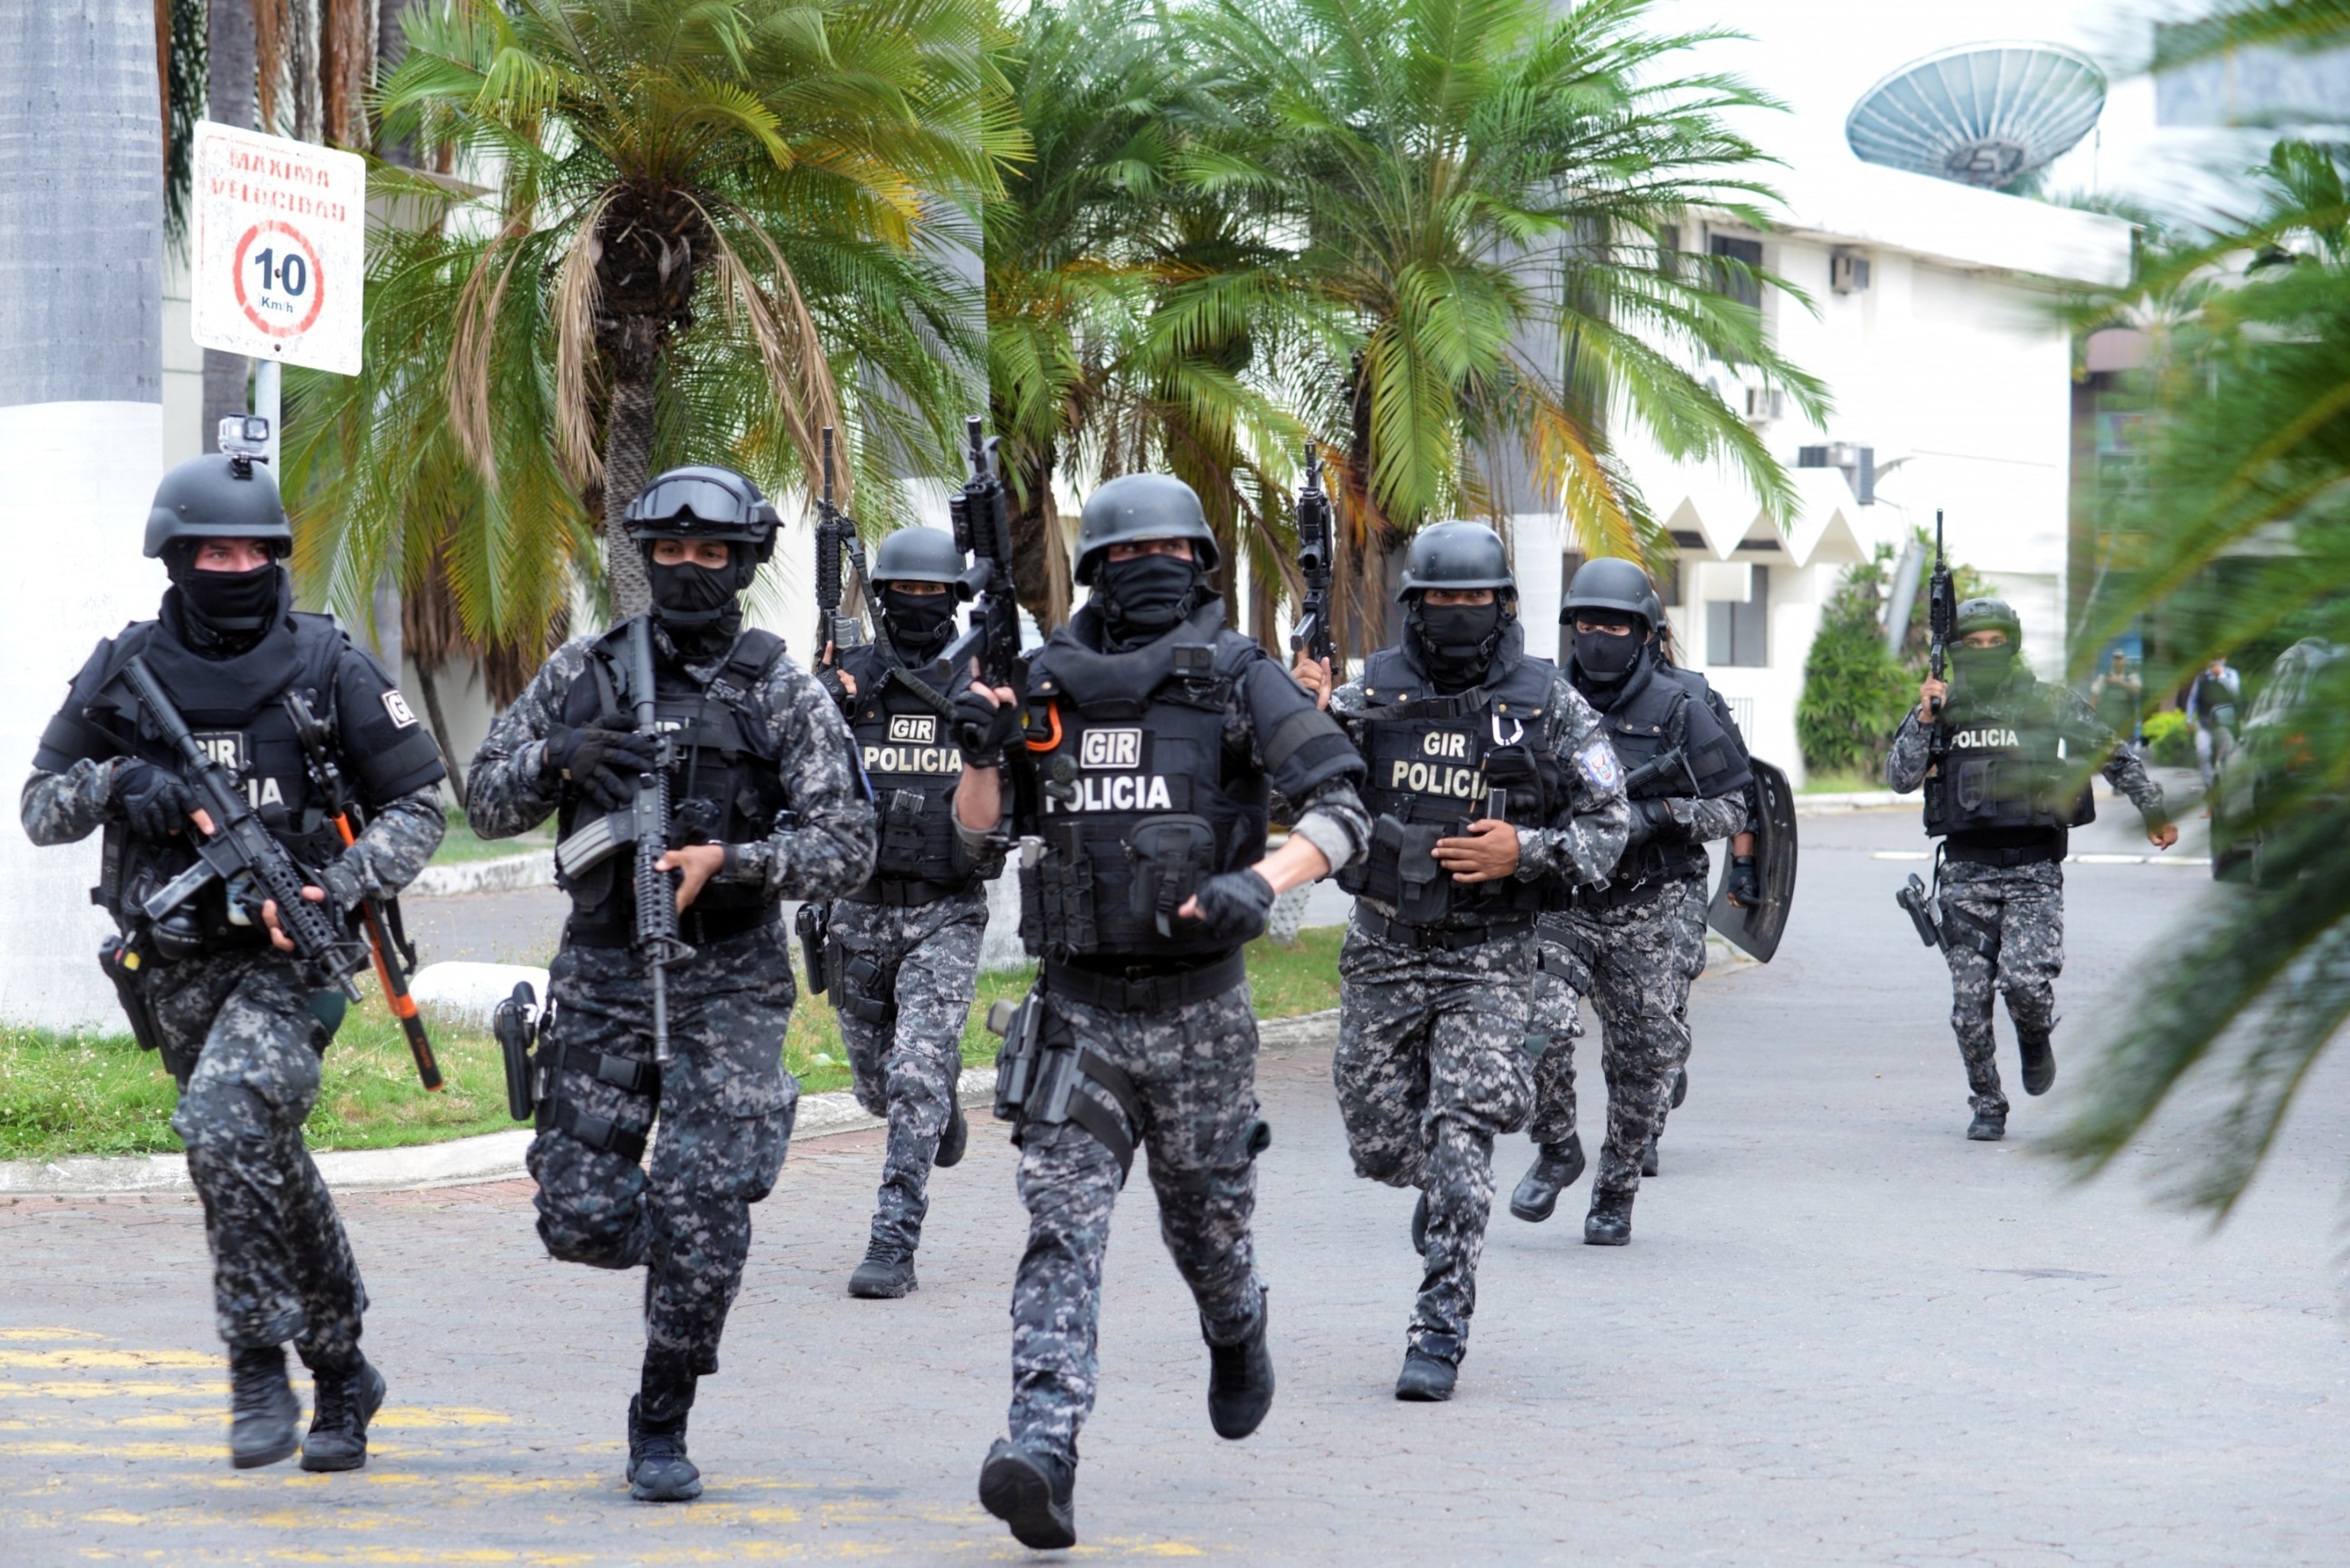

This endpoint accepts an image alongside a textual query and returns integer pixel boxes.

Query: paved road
[8,799,2345,1564]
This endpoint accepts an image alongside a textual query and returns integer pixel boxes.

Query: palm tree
[2053,117,2350,1215]
[1191,0,1826,658]
[293,0,1006,646]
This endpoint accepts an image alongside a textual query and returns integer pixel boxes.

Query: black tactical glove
[543,720,659,812]
[953,687,1019,768]
[813,662,852,713]
[111,760,201,840]
[1187,868,1278,942]
[1623,799,1678,849]
[1727,854,1761,908]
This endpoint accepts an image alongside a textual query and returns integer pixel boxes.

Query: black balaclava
[164,544,287,654]
[645,542,757,660]
[1948,641,2020,707]
[1095,552,1203,650]
[1570,622,1649,711]
[1409,596,1505,693]
[882,586,957,661]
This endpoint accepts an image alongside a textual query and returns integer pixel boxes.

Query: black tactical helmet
[1561,555,1663,627]
[1073,473,1220,585]
[1955,597,2021,643]
[871,525,972,598]
[625,466,781,562]
[143,454,291,559]
[1394,521,1514,599]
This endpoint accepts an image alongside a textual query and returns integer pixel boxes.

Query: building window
[1708,234,1764,313]
[1706,564,1769,667]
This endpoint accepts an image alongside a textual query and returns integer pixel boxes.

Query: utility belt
[1944,836,2065,869]
[496,981,662,1164]
[1566,871,1681,912]
[844,876,966,908]
[1353,903,1535,952]
[1041,949,1245,1013]
[564,899,776,950]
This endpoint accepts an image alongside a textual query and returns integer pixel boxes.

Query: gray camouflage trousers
[1008,978,1266,1468]
[1526,877,1710,1196]
[528,923,799,1423]
[1333,916,1534,1366]
[832,886,986,1254]
[154,948,366,1369]
[1938,859,2064,1118]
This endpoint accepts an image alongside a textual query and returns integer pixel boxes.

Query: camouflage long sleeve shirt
[1330,669,1630,889]
[464,629,876,903]
[21,760,447,912]
[1886,680,2166,821]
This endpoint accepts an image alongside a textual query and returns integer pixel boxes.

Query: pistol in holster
[795,900,831,994]
[494,981,545,1121]
[1896,873,1944,950]
[99,930,190,1080]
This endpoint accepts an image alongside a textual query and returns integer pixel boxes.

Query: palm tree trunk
[601,318,663,618]
[1007,440,1072,630]
[202,0,257,441]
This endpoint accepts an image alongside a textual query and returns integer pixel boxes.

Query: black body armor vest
[840,640,970,890]
[1015,623,1269,961]
[1336,641,1562,928]
[1592,661,1752,887]
[67,613,353,953]
[1923,678,2094,847]
[554,623,792,945]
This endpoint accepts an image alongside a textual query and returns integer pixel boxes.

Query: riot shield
[1707,757,1796,962]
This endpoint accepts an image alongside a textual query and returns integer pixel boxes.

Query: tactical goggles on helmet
[625,473,780,542]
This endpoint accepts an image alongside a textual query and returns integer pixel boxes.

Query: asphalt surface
[7,790,2348,1564]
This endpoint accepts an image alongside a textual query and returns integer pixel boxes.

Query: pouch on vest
[1126,814,1217,938]
[877,788,930,879]
[1483,743,1545,817]
[1395,821,1451,925]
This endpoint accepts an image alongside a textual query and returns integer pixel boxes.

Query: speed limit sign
[190,122,364,375]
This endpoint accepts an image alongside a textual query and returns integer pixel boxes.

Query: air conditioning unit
[1832,251,1872,294]
[1745,386,1785,423]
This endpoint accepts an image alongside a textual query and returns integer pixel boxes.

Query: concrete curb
[1795,789,1906,813]
[1,1010,1349,1199]
[408,851,556,899]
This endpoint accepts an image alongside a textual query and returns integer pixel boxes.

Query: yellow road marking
[0,1349,216,1369]
[0,1326,106,1342]
[373,1407,513,1430]
[0,1379,227,1398]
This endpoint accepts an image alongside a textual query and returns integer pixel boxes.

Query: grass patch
[1799,769,1886,795]
[0,928,1343,1162]
[429,805,553,866]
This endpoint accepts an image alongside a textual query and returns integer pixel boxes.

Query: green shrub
[2140,709,2195,767]
[1798,558,1915,777]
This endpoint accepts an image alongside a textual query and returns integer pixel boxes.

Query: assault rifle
[285,692,444,1090]
[1291,444,1335,665]
[942,416,1023,703]
[626,617,695,1066]
[1925,509,1955,727]
[813,428,868,655]
[119,656,369,998]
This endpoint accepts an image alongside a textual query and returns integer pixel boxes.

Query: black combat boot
[979,1438,1076,1550]
[1640,1134,1660,1178]
[1968,1101,2007,1141]
[299,1355,386,1472]
[1509,1133,1586,1222]
[2016,1030,2056,1097]
[627,1394,704,1502]
[1394,1352,1457,1403]
[848,1241,919,1299]
[935,1089,969,1169]
[1409,1189,1429,1256]
[1203,1296,1274,1440]
[229,1345,301,1469]
[1583,1189,1634,1246]
[1671,1067,1688,1109]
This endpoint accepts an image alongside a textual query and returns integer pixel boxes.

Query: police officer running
[1293,523,1628,1402]
[812,526,1001,1299]
[953,473,1366,1550]
[1888,598,2174,1140]
[24,452,447,1471]
[1510,558,1756,1244]
[465,467,875,1500]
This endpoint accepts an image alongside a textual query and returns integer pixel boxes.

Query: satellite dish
[1846,43,2108,188]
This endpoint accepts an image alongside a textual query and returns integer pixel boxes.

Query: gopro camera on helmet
[216,416,272,480]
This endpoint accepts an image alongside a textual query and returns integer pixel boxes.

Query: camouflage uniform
[833,890,987,1254]
[1328,641,1627,1365]
[466,625,874,1425]
[21,613,445,1370]
[993,596,1369,1469]
[1886,685,2163,1118]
